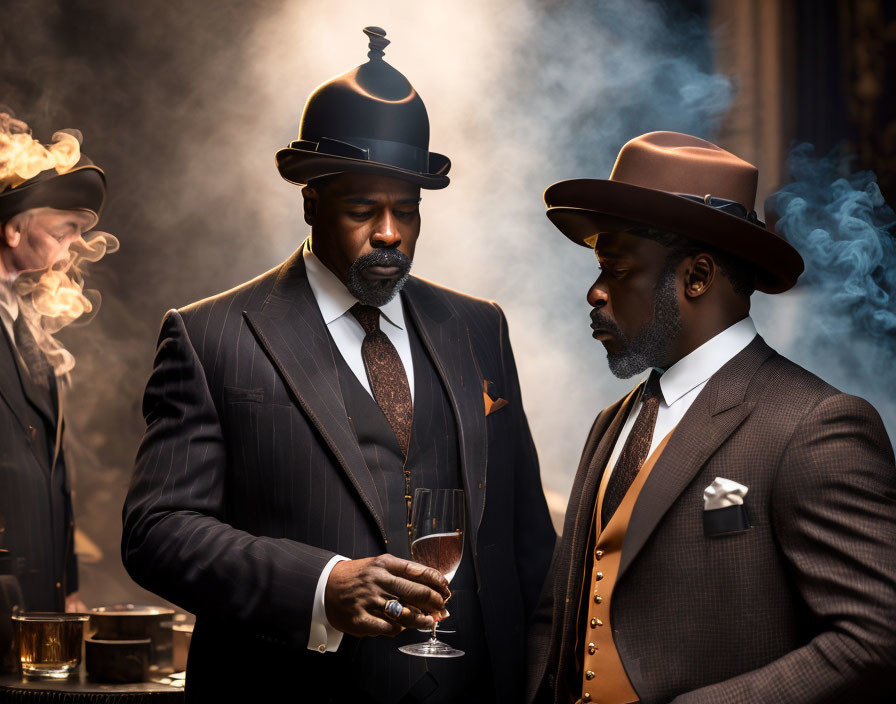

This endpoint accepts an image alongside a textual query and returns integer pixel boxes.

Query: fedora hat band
[672,193,765,227]
[289,136,430,174]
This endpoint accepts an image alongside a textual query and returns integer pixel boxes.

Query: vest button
[585,670,595,680]
[588,642,597,655]
[595,549,604,560]
[595,618,603,627]
[590,618,598,628]
[583,693,592,702]
[594,593,602,603]
[595,572,604,581]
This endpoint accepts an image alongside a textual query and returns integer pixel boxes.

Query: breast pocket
[223,386,265,404]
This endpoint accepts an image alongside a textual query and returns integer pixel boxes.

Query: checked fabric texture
[601,369,663,529]
[350,303,413,456]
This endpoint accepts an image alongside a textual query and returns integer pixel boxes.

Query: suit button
[588,642,597,655]
[55,582,62,589]
[594,549,603,560]
[28,426,36,441]
[585,670,595,680]
[594,593,602,603]
[595,572,604,581]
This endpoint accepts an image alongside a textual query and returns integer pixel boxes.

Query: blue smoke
[771,144,896,340]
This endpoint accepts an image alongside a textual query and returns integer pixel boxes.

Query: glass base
[22,662,78,679]
[399,638,464,658]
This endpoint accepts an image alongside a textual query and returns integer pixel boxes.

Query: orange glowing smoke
[0,112,82,192]
[15,232,120,376]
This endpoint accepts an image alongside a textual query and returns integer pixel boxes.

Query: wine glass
[398,488,465,658]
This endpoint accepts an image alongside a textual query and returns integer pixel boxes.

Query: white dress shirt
[0,279,20,352]
[605,316,758,475]
[302,243,416,653]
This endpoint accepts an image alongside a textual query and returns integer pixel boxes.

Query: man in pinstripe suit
[122,27,555,703]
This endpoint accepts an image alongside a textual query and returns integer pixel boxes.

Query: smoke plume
[753,145,896,429]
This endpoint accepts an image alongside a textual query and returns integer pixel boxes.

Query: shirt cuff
[307,554,350,653]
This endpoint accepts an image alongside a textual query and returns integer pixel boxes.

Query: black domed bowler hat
[275,27,451,190]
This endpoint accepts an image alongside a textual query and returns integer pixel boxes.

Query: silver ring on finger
[383,598,403,621]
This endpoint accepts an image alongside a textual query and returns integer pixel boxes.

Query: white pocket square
[703,477,748,511]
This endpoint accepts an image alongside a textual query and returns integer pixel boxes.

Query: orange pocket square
[483,380,509,416]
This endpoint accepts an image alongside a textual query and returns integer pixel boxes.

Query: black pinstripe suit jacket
[0,323,76,611]
[122,247,555,701]
[528,336,896,704]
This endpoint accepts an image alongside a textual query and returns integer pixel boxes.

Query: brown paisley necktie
[350,303,413,456]
[601,370,663,529]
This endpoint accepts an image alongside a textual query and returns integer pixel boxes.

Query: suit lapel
[0,323,55,451]
[243,249,388,543]
[617,336,775,580]
[401,278,487,550]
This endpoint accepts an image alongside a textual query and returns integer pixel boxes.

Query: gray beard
[606,266,683,379]
[347,249,412,307]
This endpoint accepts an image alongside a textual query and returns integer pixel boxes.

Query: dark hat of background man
[275,26,451,190]
[543,131,805,294]
[0,116,106,228]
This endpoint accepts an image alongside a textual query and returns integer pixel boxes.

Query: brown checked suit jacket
[528,336,896,704]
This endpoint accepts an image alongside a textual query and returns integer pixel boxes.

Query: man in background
[0,110,107,612]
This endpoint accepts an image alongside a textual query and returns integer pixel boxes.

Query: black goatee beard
[347,248,412,307]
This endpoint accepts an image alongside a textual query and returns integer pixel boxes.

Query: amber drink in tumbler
[13,612,88,678]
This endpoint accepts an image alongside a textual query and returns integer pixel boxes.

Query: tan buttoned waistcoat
[574,430,675,704]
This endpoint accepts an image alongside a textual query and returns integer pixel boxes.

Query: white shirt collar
[302,240,405,331]
[0,279,19,323]
[657,316,757,406]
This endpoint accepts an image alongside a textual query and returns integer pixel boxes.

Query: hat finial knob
[363,26,390,60]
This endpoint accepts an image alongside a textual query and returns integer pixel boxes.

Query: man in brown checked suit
[527,131,896,703]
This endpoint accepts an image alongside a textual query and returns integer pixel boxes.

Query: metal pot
[89,604,175,673]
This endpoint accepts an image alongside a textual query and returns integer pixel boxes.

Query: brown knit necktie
[13,314,53,391]
[601,370,663,529]
[350,303,413,456]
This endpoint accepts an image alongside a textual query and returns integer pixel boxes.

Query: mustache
[353,248,411,271]
[589,309,625,339]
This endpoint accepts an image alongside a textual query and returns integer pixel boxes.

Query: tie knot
[642,369,663,404]
[350,303,381,334]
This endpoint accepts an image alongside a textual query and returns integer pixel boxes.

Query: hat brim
[544,179,804,294]
[0,164,106,229]
[275,148,450,190]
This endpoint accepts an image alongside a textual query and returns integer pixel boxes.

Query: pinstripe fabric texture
[0,324,76,611]
[334,314,492,701]
[122,246,555,703]
[528,337,896,704]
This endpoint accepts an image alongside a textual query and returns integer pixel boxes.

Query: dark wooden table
[0,668,184,703]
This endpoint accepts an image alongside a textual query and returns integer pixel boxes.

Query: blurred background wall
[1,0,894,608]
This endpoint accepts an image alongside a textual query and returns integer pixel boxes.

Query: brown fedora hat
[544,131,804,293]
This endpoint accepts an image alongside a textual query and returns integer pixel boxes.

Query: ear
[683,253,715,299]
[301,185,319,227]
[2,220,21,248]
